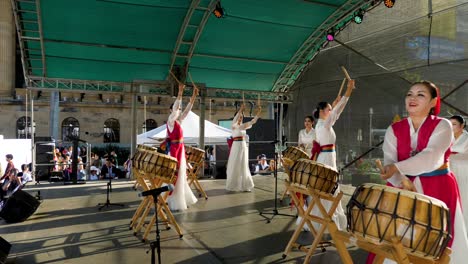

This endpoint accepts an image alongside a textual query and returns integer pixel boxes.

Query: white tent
[137,111,232,145]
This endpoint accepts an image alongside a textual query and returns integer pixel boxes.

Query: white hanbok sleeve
[324,96,349,129]
[451,131,468,161]
[298,130,304,145]
[179,101,193,123]
[167,99,181,131]
[395,119,453,176]
[240,116,259,130]
[383,126,406,187]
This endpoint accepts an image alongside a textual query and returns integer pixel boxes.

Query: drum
[347,183,450,259]
[289,159,338,193]
[283,146,309,166]
[146,152,178,182]
[185,146,205,166]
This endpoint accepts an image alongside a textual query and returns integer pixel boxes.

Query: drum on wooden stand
[282,146,309,167]
[347,183,451,259]
[185,145,208,199]
[289,159,339,194]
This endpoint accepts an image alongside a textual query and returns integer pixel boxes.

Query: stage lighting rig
[213,1,225,18]
[384,0,395,8]
[326,29,335,42]
[354,9,364,24]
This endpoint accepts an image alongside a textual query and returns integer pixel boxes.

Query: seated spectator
[1,169,21,200]
[89,166,99,181]
[100,158,117,179]
[19,164,33,184]
[255,154,270,173]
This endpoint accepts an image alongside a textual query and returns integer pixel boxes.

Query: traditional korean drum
[283,146,309,167]
[347,183,451,259]
[289,159,339,193]
[143,151,178,182]
[185,145,205,166]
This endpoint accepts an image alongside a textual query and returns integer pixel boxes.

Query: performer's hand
[178,83,185,97]
[380,164,398,180]
[401,177,417,192]
[344,79,355,97]
[256,106,262,116]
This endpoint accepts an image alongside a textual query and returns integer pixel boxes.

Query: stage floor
[1,174,368,263]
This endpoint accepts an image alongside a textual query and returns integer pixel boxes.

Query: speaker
[246,119,275,142]
[35,142,55,181]
[0,236,11,264]
[214,145,229,179]
[0,190,40,223]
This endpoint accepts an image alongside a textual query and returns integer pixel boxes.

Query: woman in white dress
[308,79,355,231]
[450,115,468,233]
[166,83,198,211]
[298,116,315,158]
[226,103,261,192]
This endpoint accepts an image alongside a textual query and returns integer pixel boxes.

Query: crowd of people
[0,154,33,204]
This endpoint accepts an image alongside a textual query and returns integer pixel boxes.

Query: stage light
[354,9,364,24]
[326,30,335,41]
[213,2,225,18]
[384,0,395,8]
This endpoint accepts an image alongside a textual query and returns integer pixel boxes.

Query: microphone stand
[146,193,162,264]
[259,142,295,223]
[98,169,124,210]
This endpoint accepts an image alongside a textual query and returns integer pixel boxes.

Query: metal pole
[130,84,137,161]
[199,85,206,150]
[143,95,147,133]
[279,103,284,146]
[31,92,35,181]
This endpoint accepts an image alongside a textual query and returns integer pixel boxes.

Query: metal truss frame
[27,76,292,103]
[272,0,380,92]
[169,0,218,78]
[10,0,46,83]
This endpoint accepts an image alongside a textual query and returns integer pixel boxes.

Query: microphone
[139,185,174,197]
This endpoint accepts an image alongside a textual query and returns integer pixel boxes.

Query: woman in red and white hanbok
[166,83,198,211]
[368,81,468,264]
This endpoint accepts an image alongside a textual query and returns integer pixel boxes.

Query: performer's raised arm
[180,86,198,122]
[325,79,355,129]
[168,83,185,130]
[240,105,261,130]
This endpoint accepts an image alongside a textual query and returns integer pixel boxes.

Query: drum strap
[232,136,244,141]
[170,139,184,144]
[413,162,449,177]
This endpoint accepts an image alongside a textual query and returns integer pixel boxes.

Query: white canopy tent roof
[137,111,232,145]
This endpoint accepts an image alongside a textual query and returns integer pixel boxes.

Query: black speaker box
[0,190,40,223]
[0,236,11,264]
[214,145,229,179]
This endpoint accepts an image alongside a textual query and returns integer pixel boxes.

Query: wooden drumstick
[341,66,352,81]
[188,72,196,89]
[169,70,182,85]
[337,78,346,97]
[375,159,384,174]
[257,94,260,107]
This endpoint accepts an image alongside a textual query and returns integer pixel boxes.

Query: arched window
[145,119,158,132]
[104,118,120,143]
[16,116,32,139]
[62,117,80,141]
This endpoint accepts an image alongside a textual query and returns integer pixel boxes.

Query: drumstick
[375,159,384,174]
[257,94,260,107]
[341,66,352,80]
[337,78,346,97]
[188,72,196,89]
[169,70,182,85]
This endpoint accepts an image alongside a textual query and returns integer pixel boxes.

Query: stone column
[0,0,16,97]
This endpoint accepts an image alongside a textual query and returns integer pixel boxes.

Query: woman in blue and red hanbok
[367,81,468,264]
[166,83,198,211]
